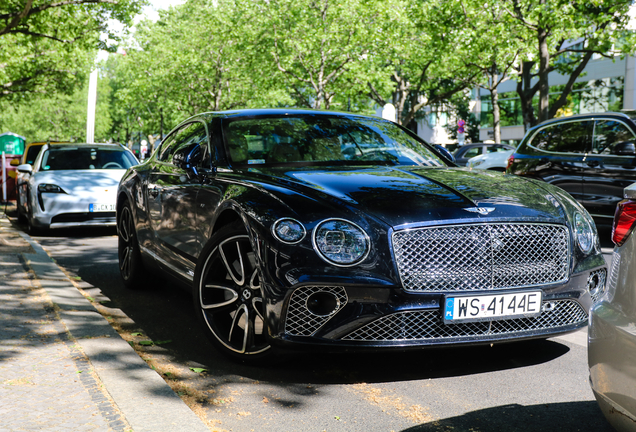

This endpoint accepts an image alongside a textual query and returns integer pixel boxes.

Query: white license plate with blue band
[89,203,115,212]
[443,291,542,324]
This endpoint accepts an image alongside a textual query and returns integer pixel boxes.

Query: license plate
[89,203,115,212]
[443,291,542,324]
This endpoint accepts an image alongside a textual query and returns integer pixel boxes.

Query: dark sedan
[117,109,606,362]
[507,112,636,227]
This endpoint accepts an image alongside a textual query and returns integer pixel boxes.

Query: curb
[1,217,209,432]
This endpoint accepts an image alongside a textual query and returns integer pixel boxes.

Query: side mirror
[10,159,20,167]
[173,144,203,176]
[434,144,456,164]
[17,164,32,174]
[614,141,636,156]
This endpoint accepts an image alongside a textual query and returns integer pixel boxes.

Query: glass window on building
[530,121,592,153]
[593,119,636,155]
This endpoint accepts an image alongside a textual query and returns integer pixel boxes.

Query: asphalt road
[23,223,615,432]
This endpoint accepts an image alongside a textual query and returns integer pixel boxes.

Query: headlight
[574,211,594,254]
[313,219,369,266]
[38,184,65,193]
[469,159,484,168]
[272,218,306,244]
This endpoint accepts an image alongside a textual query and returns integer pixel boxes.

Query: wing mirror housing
[17,164,33,174]
[614,141,636,156]
[173,145,202,172]
[434,144,456,164]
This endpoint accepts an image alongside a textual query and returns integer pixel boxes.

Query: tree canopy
[0,0,145,99]
[1,0,635,142]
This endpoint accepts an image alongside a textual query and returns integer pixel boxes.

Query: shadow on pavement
[402,401,612,432]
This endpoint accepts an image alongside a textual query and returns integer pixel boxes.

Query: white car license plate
[89,203,115,212]
[443,291,542,324]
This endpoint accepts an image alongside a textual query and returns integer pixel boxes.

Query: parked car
[589,181,636,432]
[117,109,606,362]
[11,141,62,222]
[17,142,138,233]
[453,143,514,166]
[507,112,636,226]
[467,149,514,171]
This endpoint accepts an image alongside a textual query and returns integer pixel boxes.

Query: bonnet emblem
[464,207,495,215]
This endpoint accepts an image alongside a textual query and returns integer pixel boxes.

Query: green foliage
[0,77,112,142]
[3,0,636,141]
[0,0,145,101]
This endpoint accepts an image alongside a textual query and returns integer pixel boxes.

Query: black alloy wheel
[118,201,146,289]
[194,223,271,361]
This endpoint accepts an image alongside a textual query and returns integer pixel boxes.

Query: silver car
[589,181,636,431]
[17,142,138,234]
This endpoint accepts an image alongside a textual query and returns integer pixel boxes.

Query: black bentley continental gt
[117,109,607,361]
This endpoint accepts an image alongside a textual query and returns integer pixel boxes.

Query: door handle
[587,160,600,168]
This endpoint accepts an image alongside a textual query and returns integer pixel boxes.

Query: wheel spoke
[252,297,265,321]
[120,209,131,242]
[120,247,131,276]
[220,241,245,286]
[228,304,248,349]
[200,285,239,310]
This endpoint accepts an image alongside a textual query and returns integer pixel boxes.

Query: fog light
[542,302,556,312]
[306,291,340,316]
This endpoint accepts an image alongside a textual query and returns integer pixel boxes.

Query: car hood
[240,165,566,227]
[33,169,125,194]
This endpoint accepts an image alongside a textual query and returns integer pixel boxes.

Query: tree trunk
[490,70,501,144]
[537,24,550,123]
[517,60,537,131]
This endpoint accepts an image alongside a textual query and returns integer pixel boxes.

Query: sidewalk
[0,206,209,432]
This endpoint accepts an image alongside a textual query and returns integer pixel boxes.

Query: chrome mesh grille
[342,299,586,341]
[284,286,347,337]
[392,223,569,292]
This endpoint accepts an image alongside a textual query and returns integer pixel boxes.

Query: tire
[118,201,147,289]
[25,200,43,236]
[193,222,272,362]
[15,191,26,223]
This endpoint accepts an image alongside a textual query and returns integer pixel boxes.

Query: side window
[530,121,592,154]
[157,132,179,162]
[171,122,208,167]
[463,147,482,158]
[593,120,636,155]
[158,122,208,164]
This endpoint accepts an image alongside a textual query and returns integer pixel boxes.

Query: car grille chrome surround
[588,269,607,303]
[341,299,586,342]
[392,223,570,292]
[285,286,348,337]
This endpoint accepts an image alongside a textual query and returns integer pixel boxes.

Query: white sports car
[466,148,514,171]
[17,142,138,233]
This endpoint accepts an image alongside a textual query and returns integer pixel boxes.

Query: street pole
[86,69,98,143]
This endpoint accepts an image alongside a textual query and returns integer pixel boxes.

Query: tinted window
[223,115,444,167]
[25,144,44,165]
[158,122,208,163]
[531,121,592,154]
[40,147,137,170]
[593,120,636,155]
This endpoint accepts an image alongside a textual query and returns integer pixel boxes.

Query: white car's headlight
[469,159,484,168]
[313,219,369,266]
[38,183,66,193]
[272,218,306,244]
[574,211,594,254]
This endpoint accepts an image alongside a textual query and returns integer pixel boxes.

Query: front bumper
[267,268,603,351]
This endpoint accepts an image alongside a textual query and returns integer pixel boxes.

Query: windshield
[40,147,138,171]
[223,115,445,167]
